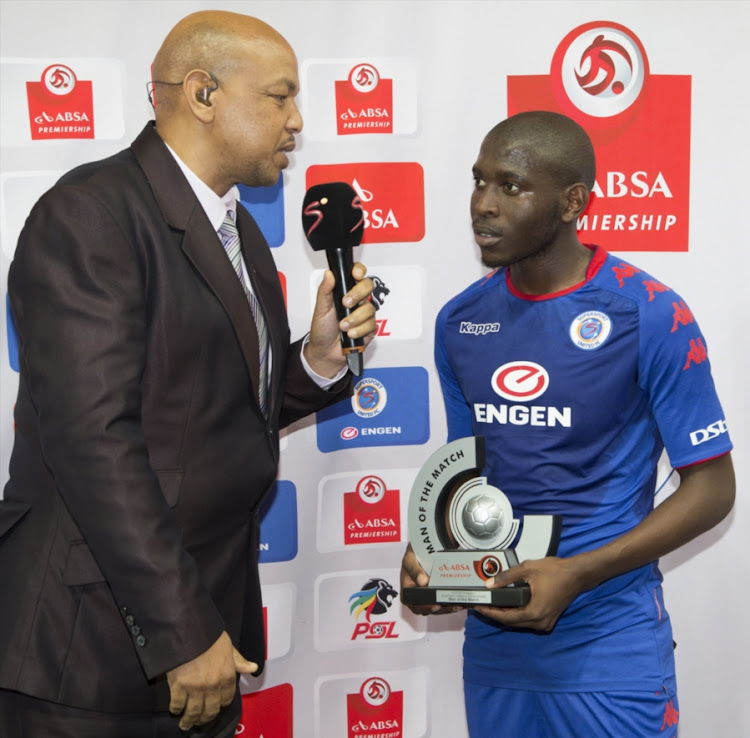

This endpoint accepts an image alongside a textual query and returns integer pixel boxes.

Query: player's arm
[477,451,735,630]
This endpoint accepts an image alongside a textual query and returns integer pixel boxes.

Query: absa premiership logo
[346,677,403,738]
[26,64,95,140]
[507,21,691,252]
[552,23,648,123]
[343,475,402,546]
[335,62,394,135]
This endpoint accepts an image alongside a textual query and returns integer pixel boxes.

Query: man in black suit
[0,11,375,736]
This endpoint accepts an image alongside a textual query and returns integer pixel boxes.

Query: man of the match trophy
[402,436,561,607]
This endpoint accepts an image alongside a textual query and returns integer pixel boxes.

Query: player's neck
[509,239,594,297]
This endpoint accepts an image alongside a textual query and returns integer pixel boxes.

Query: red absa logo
[507,21,691,252]
[306,163,424,244]
[26,64,95,140]
[237,683,292,737]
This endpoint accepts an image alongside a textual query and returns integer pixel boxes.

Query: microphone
[302,182,366,376]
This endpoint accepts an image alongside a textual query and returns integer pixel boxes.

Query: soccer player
[401,110,735,737]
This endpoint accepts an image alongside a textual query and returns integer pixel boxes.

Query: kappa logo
[460,321,501,336]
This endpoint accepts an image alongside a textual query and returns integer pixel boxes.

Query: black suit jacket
[0,123,350,712]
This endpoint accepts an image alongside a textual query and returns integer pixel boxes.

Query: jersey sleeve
[638,292,732,468]
[435,303,474,442]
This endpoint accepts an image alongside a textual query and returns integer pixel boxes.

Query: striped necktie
[218,212,269,415]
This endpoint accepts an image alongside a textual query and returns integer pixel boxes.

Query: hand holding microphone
[302,182,372,376]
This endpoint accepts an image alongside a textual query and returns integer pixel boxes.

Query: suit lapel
[131,123,265,412]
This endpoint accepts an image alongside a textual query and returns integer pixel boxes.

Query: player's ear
[561,183,589,224]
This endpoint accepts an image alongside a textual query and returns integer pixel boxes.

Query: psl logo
[26,64,95,140]
[335,63,394,135]
[349,578,400,640]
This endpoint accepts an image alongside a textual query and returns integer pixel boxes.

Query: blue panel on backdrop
[237,176,285,248]
[258,480,298,563]
[6,294,19,372]
[316,366,430,452]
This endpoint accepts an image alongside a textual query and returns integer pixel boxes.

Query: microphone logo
[302,200,324,239]
[302,193,365,240]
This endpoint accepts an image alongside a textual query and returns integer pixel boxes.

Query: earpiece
[197,87,212,106]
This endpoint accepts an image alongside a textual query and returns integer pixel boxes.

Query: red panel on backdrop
[508,21,691,252]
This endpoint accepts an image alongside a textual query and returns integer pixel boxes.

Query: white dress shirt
[163,144,345,388]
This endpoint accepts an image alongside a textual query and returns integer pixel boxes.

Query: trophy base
[402,583,530,607]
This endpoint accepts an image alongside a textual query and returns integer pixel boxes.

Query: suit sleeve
[278,337,352,429]
[9,184,225,680]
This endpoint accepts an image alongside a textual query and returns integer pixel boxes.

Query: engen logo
[508,21,691,251]
[316,367,430,452]
[347,677,403,738]
[306,163,424,243]
[344,476,401,545]
[349,577,400,641]
[26,64,94,140]
[237,684,292,737]
[476,362,572,428]
[336,63,393,135]
[491,361,549,401]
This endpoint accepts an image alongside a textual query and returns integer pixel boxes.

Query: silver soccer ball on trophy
[449,477,518,551]
[462,494,504,539]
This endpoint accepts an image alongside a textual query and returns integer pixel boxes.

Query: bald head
[485,111,596,191]
[151,11,293,113]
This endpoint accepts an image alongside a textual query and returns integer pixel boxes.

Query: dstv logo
[689,419,728,446]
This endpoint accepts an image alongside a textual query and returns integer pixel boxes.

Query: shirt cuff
[300,334,348,389]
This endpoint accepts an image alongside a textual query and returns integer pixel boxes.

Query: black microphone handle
[326,246,365,374]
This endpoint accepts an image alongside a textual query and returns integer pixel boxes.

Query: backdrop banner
[1,2,748,737]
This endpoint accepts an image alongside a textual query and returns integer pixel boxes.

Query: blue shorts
[463,681,679,737]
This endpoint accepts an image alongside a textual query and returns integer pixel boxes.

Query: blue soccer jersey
[435,246,732,692]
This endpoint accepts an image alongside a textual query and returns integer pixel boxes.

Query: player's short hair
[487,111,596,190]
